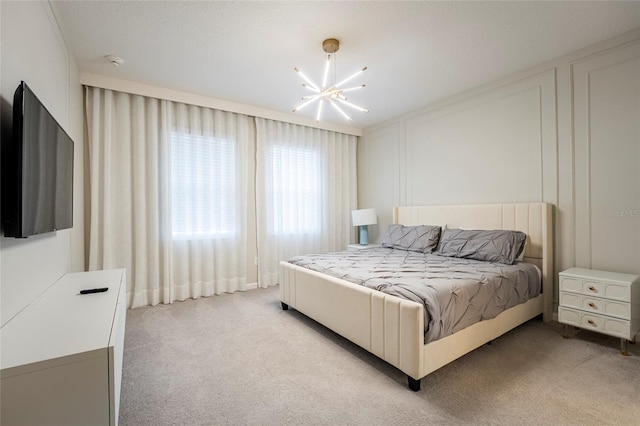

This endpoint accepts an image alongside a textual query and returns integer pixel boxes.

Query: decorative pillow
[516,238,528,261]
[381,224,442,253]
[436,229,527,265]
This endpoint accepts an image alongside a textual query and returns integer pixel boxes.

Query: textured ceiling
[51,1,640,129]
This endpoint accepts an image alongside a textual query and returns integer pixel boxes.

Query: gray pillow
[380,224,442,253]
[436,229,527,265]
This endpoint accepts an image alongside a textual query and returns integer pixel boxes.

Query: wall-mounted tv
[2,81,74,238]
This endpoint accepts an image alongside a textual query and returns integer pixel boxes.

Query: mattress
[288,247,541,343]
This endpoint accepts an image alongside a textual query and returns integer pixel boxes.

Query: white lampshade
[351,208,377,226]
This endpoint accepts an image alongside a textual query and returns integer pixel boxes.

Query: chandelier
[293,38,368,123]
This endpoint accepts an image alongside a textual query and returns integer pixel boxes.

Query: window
[171,132,236,239]
[268,145,321,235]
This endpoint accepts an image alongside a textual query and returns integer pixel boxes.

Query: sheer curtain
[85,87,249,308]
[255,118,357,287]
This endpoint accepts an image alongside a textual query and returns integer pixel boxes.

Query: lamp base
[359,225,369,246]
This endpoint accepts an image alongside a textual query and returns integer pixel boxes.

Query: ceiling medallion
[293,38,368,123]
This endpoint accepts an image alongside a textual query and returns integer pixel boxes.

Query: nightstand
[558,267,640,355]
[347,244,379,251]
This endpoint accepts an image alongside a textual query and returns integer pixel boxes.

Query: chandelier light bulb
[316,99,324,122]
[322,55,331,89]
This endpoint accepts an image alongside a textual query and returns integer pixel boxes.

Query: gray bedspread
[288,247,541,343]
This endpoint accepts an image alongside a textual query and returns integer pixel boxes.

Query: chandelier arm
[294,67,320,92]
[302,92,325,100]
[340,84,366,93]
[335,97,369,113]
[302,83,320,93]
[293,96,321,113]
[334,67,367,89]
[328,99,353,122]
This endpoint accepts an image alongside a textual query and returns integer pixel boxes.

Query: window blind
[171,132,236,239]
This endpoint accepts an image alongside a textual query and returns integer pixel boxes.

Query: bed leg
[407,376,421,392]
[281,302,289,311]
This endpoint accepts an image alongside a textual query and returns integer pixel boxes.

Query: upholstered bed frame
[279,203,553,391]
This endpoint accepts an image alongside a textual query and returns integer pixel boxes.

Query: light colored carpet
[120,286,640,425]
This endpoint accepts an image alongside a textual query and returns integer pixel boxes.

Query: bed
[279,203,553,391]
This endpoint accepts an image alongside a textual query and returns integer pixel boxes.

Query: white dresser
[558,267,639,355]
[1,269,126,425]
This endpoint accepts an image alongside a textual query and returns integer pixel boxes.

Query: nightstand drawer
[581,297,605,313]
[558,307,581,327]
[603,300,631,319]
[581,313,603,331]
[560,276,630,302]
[559,276,581,293]
[559,307,631,339]
[582,280,604,296]
[584,281,630,301]
[559,292,582,309]
[603,317,630,338]
[604,284,630,302]
[560,292,630,320]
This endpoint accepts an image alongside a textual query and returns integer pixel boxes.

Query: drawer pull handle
[588,286,596,291]
[587,319,596,326]
[588,302,596,308]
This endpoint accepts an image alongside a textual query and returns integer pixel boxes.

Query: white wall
[572,42,640,275]
[359,29,640,307]
[1,1,84,326]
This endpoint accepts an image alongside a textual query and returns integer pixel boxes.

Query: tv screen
[2,81,74,238]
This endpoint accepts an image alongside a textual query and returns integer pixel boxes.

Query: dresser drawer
[559,292,582,309]
[581,297,605,314]
[604,284,630,302]
[560,275,631,302]
[581,313,603,331]
[559,276,581,293]
[603,317,631,339]
[603,300,631,320]
[582,280,604,297]
[558,307,631,339]
[558,307,581,327]
[559,291,631,320]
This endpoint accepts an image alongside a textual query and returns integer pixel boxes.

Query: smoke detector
[104,55,124,67]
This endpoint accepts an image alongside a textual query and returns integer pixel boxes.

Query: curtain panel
[85,87,249,308]
[255,118,358,287]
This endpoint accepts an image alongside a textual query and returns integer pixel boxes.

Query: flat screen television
[2,81,74,238]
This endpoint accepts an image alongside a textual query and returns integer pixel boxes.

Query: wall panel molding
[573,41,640,273]
[402,69,556,208]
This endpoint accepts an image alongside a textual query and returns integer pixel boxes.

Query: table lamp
[351,208,377,245]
